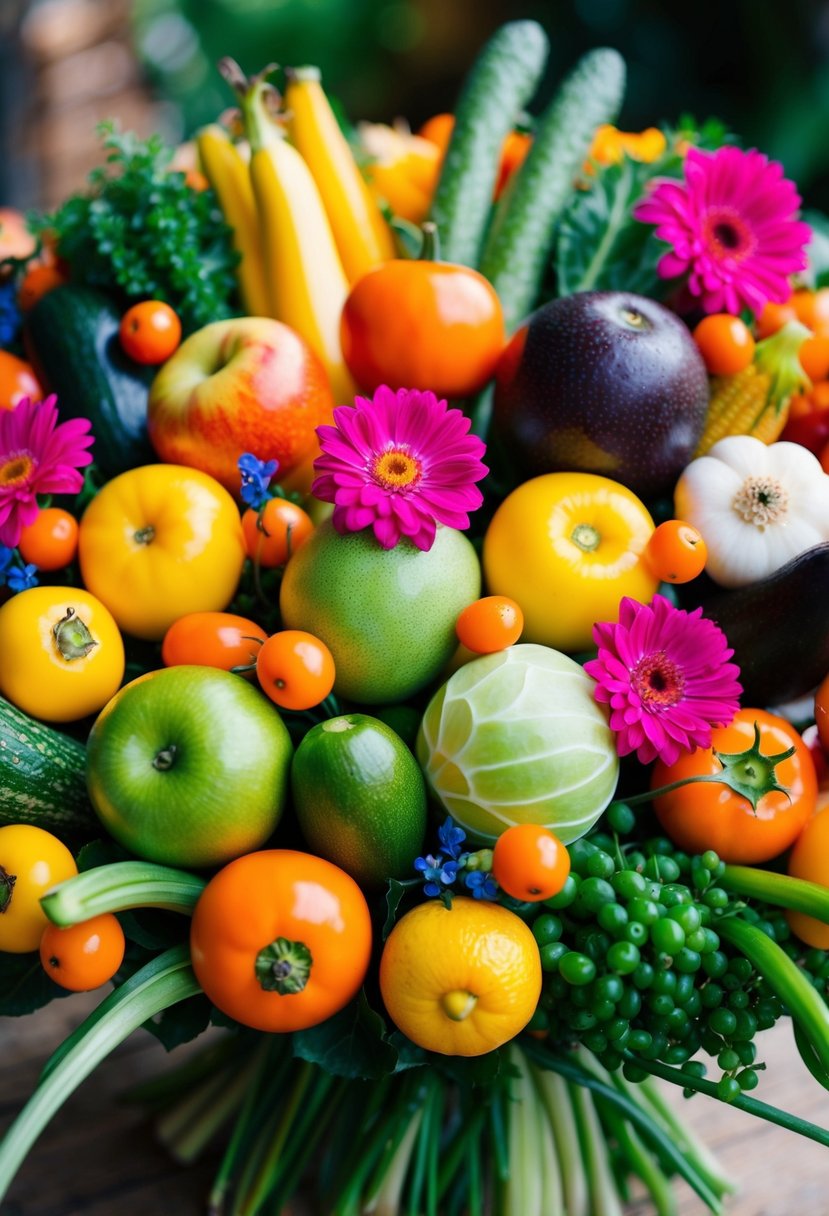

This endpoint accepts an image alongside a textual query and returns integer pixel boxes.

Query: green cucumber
[0,695,95,837]
[25,283,156,478]
[428,20,549,267]
[479,47,626,330]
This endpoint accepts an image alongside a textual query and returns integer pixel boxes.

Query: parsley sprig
[36,122,239,333]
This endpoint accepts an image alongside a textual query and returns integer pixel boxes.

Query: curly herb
[35,122,239,333]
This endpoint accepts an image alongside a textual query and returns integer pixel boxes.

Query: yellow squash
[285,66,396,284]
[196,125,270,318]
[241,78,356,403]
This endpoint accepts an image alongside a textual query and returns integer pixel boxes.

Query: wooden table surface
[2,999,829,1216]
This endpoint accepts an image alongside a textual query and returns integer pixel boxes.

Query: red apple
[147,317,335,495]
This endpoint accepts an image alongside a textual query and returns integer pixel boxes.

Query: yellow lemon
[379,896,541,1057]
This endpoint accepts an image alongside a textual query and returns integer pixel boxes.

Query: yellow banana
[240,78,356,402]
[285,66,396,284]
[196,125,270,318]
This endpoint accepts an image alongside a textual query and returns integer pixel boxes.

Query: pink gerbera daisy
[0,395,94,547]
[633,145,811,315]
[311,386,488,551]
[584,595,742,766]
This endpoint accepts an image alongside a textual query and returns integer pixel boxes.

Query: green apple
[146,316,334,495]
[86,666,292,868]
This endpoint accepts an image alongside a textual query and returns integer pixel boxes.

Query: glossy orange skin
[18,263,67,313]
[756,300,798,340]
[256,629,335,711]
[161,611,267,676]
[798,336,829,383]
[190,849,372,1032]
[148,318,335,495]
[456,596,523,654]
[644,520,707,583]
[653,709,818,864]
[242,499,314,569]
[341,260,506,398]
[792,288,829,336]
[693,314,755,376]
[0,351,43,410]
[492,824,571,901]
[18,507,78,570]
[418,114,531,200]
[40,914,126,992]
[787,808,829,948]
[120,300,182,365]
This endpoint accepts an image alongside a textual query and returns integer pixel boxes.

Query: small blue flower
[0,546,13,579]
[7,563,38,593]
[414,853,460,898]
[464,870,498,901]
[0,280,21,346]
[437,816,466,860]
[238,453,279,509]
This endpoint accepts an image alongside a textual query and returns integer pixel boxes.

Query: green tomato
[87,666,292,867]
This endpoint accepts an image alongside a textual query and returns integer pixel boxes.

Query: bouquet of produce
[4,17,829,1215]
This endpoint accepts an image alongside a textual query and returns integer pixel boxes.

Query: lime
[291,714,427,887]
[279,520,480,704]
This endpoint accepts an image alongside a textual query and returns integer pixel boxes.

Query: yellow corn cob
[284,66,396,284]
[196,125,270,317]
[695,319,811,457]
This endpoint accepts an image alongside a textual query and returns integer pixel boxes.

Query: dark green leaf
[0,950,71,1017]
[388,1029,426,1072]
[76,838,131,872]
[142,992,213,1051]
[556,155,681,299]
[383,878,414,940]
[293,991,398,1079]
[437,1047,503,1087]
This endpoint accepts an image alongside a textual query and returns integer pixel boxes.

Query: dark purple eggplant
[695,543,829,707]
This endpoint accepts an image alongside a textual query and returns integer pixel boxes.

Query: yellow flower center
[372,448,421,490]
[0,453,34,487]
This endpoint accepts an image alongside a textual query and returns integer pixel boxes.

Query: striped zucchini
[428,20,549,267]
[480,47,626,331]
[0,696,95,836]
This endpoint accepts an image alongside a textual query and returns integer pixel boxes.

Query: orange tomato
[190,849,372,1032]
[241,498,314,568]
[456,595,523,654]
[792,288,829,336]
[644,520,707,583]
[17,262,67,313]
[119,300,182,365]
[787,808,829,947]
[755,299,797,340]
[0,351,42,410]
[18,507,79,570]
[692,314,755,376]
[653,708,817,864]
[341,256,505,399]
[40,914,126,992]
[255,629,335,711]
[491,824,570,901]
[161,611,267,675]
[798,335,829,383]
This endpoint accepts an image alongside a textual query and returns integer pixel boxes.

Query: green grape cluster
[525,817,803,1098]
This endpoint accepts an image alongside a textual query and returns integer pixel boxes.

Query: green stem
[263,1073,341,1214]
[623,1051,829,1147]
[569,1079,624,1216]
[237,1060,316,1216]
[156,1062,239,1158]
[124,1034,243,1109]
[0,946,200,1205]
[162,1056,258,1165]
[599,1103,678,1216]
[207,1039,282,1216]
[41,861,206,926]
[621,773,734,807]
[717,916,829,1075]
[489,1090,510,1183]
[406,1076,438,1216]
[363,1104,423,1216]
[532,1066,589,1216]
[522,1041,722,1211]
[573,158,633,293]
[721,865,829,924]
[626,1075,735,1199]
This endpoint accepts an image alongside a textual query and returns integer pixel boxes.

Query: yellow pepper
[482,472,659,653]
[357,121,443,225]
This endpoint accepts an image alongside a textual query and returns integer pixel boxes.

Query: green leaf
[0,950,71,1017]
[388,1029,427,1072]
[556,155,680,298]
[142,992,213,1051]
[438,1046,503,1088]
[292,991,398,1079]
[76,838,132,872]
[383,878,416,940]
